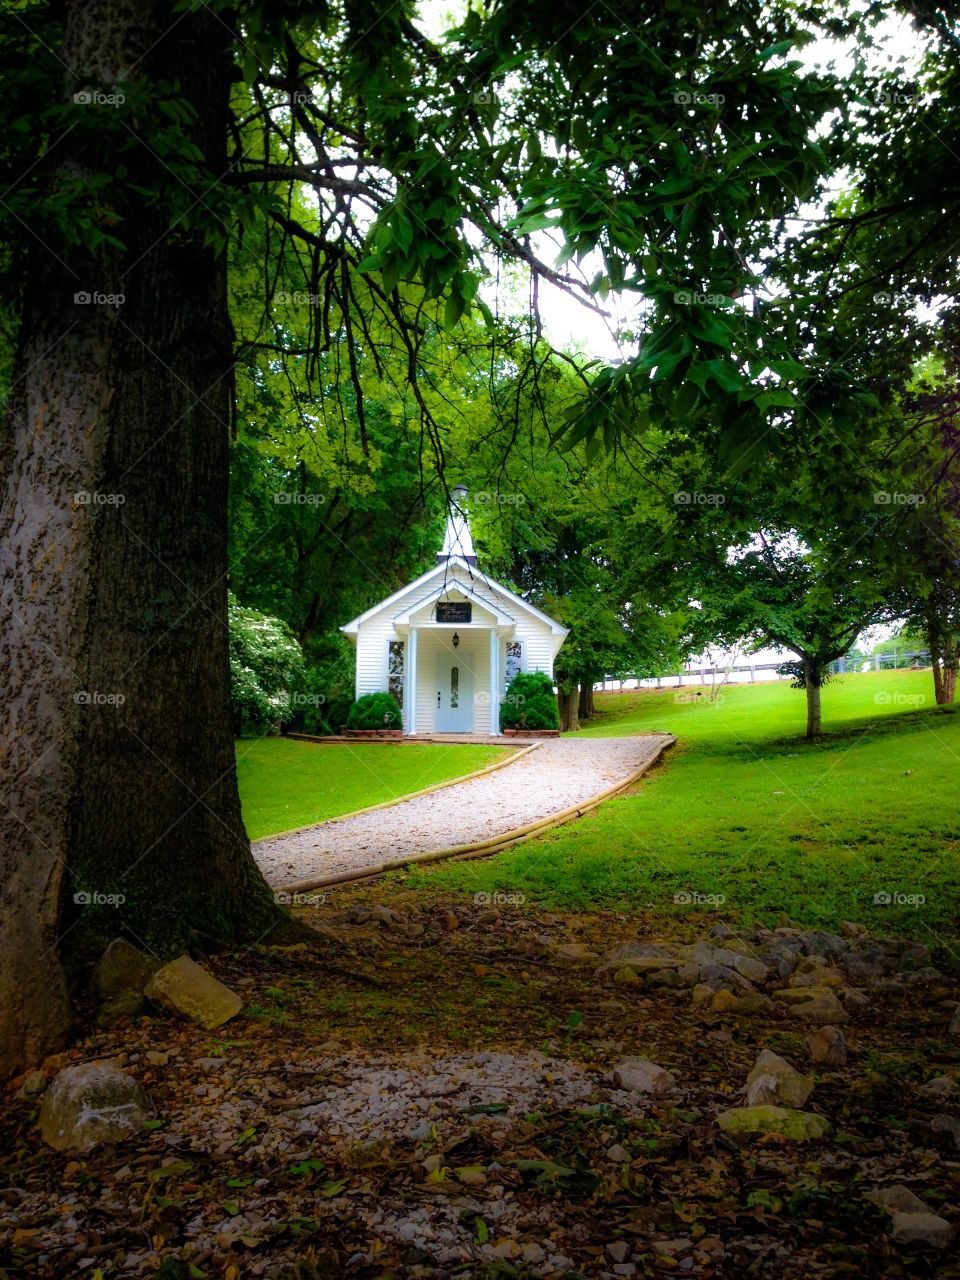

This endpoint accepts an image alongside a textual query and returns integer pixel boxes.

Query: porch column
[407,627,418,735]
[489,629,499,735]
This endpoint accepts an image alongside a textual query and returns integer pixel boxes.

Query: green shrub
[500,671,560,731]
[229,592,305,735]
[346,691,403,730]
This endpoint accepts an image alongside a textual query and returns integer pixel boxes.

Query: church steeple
[437,484,477,565]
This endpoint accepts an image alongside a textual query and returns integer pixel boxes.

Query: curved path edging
[252,741,539,845]
[277,734,674,894]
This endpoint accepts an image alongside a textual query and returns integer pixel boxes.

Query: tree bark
[557,688,579,733]
[0,0,288,1080]
[802,657,822,738]
[578,680,594,721]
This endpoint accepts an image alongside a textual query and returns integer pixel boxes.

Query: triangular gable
[393,578,517,627]
[340,555,567,636]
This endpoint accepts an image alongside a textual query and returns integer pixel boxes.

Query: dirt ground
[2,884,959,1279]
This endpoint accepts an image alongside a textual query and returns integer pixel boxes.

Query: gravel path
[254,734,670,887]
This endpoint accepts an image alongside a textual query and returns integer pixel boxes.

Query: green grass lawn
[236,737,508,840]
[412,670,960,942]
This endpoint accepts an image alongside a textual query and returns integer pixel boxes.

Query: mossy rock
[717,1105,831,1141]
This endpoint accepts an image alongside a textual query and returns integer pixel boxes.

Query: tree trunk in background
[578,681,594,721]
[558,688,579,733]
[929,619,958,705]
[0,0,288,1081]
[803,658,822,738]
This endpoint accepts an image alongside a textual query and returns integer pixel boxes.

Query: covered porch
[395,611,519,737]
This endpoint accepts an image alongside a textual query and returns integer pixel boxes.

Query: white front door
[436,651,473,732]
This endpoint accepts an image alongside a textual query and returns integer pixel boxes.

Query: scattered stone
[692,942,768,984]
[94,938,160,999]
[805,1026,847,1066]
[15,1070,47,1100]
[692,983,716,1008]
[891,1212,954,1248]
[781,991,850,1023]
[651,1239,692,1256]
[144,1050,169,1067]
[842,921,867,938]
[930,1113,960,1147]
[745,1050,813,1108]
[717,1105,831,1141]
[607,1241,631,1263]
[920,1076,958,1099]
[841,987,870,1014]
[96,990,147,1026]
[610,1058,677,1095]
[553,943,600,965]
[606,1143,630,1163]
[144,956,242,1030]
[39,1062,152,1152]
[866,1185,928,1215]
[710,989,739,1013]
[789,966,845,988]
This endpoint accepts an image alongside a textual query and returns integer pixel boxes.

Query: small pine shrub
[346,691,403,730]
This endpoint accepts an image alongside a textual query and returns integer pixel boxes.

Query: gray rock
[16,1070,47,1100]
[144,956,242,1029]
[607,1241,631,1263]
[94,938,160,998]
[39,1062,152,1152]
[841,948,889,984]
[800,931,849,960]
[930,1113,960,1147]
[693,942,768,984]
[919,1076,958,1100]
[610,1057,677,1095]
[805,1026,847,1065]
[745,1050,813,1108]
[891,1211,954,1248]
[606,1143,630,1163]
[866,1185,927,1214]
[781,991,850,1023]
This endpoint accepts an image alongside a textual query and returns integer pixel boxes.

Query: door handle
[437,691,442,705]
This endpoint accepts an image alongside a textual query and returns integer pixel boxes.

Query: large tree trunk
[557,688,579,733]
[0,0,287,1080]
[802,657,822,738]
[578,680,594,721]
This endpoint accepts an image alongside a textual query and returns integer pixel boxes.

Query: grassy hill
[414,670,960,940]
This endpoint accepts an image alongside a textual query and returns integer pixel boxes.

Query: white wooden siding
[351,562,561,732]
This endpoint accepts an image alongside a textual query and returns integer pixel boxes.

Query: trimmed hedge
[346,691,403,730]
[499,671,561,731]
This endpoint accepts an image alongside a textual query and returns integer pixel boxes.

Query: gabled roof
[340,555,568,637]
[392,577,517,627]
